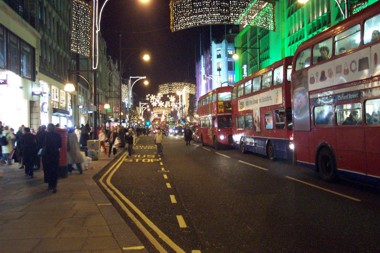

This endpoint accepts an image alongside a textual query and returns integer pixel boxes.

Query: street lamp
[139,101,150,120]
[126,76,148,124]
[297,0,348,19]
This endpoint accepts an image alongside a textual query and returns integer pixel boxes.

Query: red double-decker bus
[291,1,380,182]
[231,57,294,160]
[196,86,233,149]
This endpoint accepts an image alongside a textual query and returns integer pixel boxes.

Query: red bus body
[291,1,380,182]
[231,57,294,160]
[197,86,234,149]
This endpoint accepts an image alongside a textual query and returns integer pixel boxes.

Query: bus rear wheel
[213,137,220,150]
[317,147,337,182]
[267,141,275,160]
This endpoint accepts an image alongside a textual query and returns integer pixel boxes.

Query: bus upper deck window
[364,13,380,44]
[295,49,311,70]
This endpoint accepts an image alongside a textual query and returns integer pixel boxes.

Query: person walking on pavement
[1,126,16,165]
[67,128,84,174]
[42,123,61,193]
[98,128,108,155]
[184,126,193,146]
[108,126,118,157]
[21,127,38,178]
[125,128,134,156]
[154,127,164,157]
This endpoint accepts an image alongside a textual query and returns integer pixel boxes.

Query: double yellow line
[98,153,185,253]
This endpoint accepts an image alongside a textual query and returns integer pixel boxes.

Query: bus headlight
[289,142,295,150]
[220,135,225,141]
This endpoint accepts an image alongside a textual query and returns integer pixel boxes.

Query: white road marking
[202,147,211,151]
[286,176,361,202]
[238,160,268,171]
[216,152,230,158]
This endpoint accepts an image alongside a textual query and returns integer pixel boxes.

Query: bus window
[244,80,252,95]
[314,105,334,126]
[334,25,360,55]
[313,38,332,64]
[365,99,380,124]
[218,92,231,101]
[286,107,293,130]
[232,86,237,100]
[336,103,362,125]
[253,76,261,92]
[264,112,273,129]
[273,65,283,86]
[286,65,292,82]
[212,93,217,102]
[218,115,232,128]
[275,109,286,129]
[262,71,272,89]
[238,84,244,97]
[364,13,380,44]
[245,114,253,129]
[236,115,245,128]
[295,48,311,70]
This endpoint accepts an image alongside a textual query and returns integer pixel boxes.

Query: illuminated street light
[142,54,151,62]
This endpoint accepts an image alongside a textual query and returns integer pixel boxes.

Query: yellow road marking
[170,195,177,204]
[99,153,185,252]
[163,174,168,179]
[192,251,202,253]
[176,215,187,228]
[166,183,172,189]
[122,246,145,251]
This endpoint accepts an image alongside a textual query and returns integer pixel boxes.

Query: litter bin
[55,127,68,178]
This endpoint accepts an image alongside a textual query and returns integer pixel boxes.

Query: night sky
[100,0,199,98]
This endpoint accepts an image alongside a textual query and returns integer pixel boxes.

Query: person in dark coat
[80,123,90,147]
[21,127,38,178]
[184,126,193,146]
[125,128,134,156]
[42,123,61,193]
[35,125,46,171]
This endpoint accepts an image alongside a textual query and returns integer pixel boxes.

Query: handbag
[37,147,46,156]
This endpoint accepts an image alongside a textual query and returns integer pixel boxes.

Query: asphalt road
[96,134,380,253]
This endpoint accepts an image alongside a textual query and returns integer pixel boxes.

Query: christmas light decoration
[71,0,91,56]
[236,1,275,30]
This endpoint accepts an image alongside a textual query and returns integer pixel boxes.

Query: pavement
[0,151,149,253]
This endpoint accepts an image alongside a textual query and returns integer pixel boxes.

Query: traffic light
[145,120,151,126]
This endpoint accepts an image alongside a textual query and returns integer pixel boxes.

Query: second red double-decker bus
[196,86,234,149]
[231,57,294,160]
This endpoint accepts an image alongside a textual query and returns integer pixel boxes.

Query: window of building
[216,49,222,58]
[21,42,34,79]
[8,32,20,75]
[228,61,234,71]
[0,26,5,69]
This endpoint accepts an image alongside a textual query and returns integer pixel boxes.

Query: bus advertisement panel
[197,86,233,149]
[232,57,294,160]
[291,1,380,183]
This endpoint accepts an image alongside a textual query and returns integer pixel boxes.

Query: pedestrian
[154,127,164,157]
[80,123,90,147]
[21,127,37,178]
[1,126,16,165]
[15,125,25,169]
[125,128,134,156]
[184,126,193,146]
[67,128,84,174]
[98,128,107,155]
[108,126,118,157]
[36,125,48,182]
[42,123,61,193]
